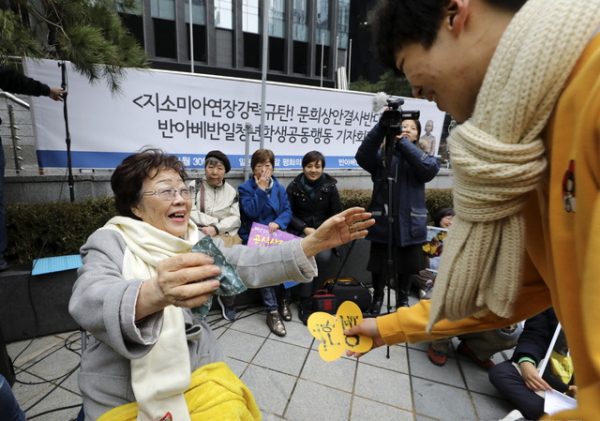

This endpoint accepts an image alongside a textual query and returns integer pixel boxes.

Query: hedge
[5,189,452,264]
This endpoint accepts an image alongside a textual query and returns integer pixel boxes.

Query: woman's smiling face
[131,168,192,237]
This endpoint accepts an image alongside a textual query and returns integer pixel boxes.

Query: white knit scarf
[103,216,200,421]
[428,0,600,331]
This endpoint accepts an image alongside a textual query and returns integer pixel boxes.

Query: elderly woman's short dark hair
[302,151,325,168]
[250,149,275,171]
[111,148,187,219]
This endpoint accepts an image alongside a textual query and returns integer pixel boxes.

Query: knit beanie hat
[205,150,231,173]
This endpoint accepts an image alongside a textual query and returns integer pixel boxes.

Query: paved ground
[7,293,517,421]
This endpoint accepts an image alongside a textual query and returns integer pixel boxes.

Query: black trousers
[488,360,545,420]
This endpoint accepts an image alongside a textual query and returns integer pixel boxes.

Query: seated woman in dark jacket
[286,151,342,323]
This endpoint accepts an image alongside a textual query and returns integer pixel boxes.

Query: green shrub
[4,189,453,264]
[5,196,118,263]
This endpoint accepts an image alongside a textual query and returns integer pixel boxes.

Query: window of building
[150,0,176,59]
[243,32,261,68]
[337,0,350,49]
[293,0,307,42]
[243,0,260,33]
[315,0,330,46]
[215,0,233,29]
[269,0,285,38]
[184,0,206,25]
[293,41,308,74]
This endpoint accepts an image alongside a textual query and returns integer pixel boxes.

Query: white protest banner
[24,58,446,170]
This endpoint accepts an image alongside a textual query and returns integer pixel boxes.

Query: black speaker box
[0,264,79,343]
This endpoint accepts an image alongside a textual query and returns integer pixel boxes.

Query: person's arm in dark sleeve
[355,124,386,175]
[394,137,441,183]
[0,66,64,100]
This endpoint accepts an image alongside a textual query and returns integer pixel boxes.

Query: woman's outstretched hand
[300,207,374,258]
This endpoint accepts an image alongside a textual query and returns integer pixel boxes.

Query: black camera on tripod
[379,98,421,137]
[380,98,420,168]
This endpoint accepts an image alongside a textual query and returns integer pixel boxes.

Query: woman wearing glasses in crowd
[69,148,373,421]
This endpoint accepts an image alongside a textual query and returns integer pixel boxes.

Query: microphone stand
[58,62,74,203]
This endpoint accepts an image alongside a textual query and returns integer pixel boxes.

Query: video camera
[380,98,420,168]
[379,98,421,137]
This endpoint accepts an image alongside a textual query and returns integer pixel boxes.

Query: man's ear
[446,0,469,34]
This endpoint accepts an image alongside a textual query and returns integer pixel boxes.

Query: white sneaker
[499,409,525,421]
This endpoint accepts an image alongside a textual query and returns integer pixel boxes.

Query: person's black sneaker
[0,259,9,272]
[298,303,311,325]
[217,296,237,321]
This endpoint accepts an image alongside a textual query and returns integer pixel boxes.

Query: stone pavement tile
[219,328,265,362]
[355,363,412,411]
[285,378,352,421]
[261,411,285,421]
[350,396,413,421]
[412,377,477,420]
[240,364,297,416]
[224,356,249,378]
[470,392,514,421]
[408,347,465,388]
[273,317,316,348]
[300,349,357,392]
[416,415,438,421]
[356,343,409,374]
[8,334,71,366]
[229,309,272,338]
[12,370,81,421]
[459,358,502,398]
[252,338,310,376]
[14,340,80,384]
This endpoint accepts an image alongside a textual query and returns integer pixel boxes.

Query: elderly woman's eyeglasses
[143,186,195,201]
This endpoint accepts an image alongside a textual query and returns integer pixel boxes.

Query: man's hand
[344,318,386,358]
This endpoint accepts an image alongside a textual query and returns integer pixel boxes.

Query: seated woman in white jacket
[189,150,241,320]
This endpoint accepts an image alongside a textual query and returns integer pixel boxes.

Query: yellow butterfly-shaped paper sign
[307,301,373,362]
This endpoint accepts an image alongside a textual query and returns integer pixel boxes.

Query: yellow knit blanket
[97,362,262,421]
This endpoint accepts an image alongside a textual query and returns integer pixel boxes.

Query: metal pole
[7,105,23,174]
[320,33,324,87]
[347,38,352,86]
[260,0,269,148]
[244,123,253,181]
[189,0,195,73]
[334,35,338,88]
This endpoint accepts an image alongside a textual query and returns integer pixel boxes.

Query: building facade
[119,0,351,87]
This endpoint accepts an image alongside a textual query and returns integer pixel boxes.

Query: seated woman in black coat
[286,151,342,323]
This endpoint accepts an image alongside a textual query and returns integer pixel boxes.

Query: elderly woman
[189,150,241,321]
[286,151,342,324]
[237,149,294,337]
[69,148,373,421]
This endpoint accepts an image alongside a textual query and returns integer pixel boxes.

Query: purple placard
[248,222,301,288]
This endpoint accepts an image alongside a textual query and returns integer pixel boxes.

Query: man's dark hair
[370,0,527,72]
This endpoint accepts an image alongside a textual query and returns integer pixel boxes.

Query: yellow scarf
[97,362,262,421]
